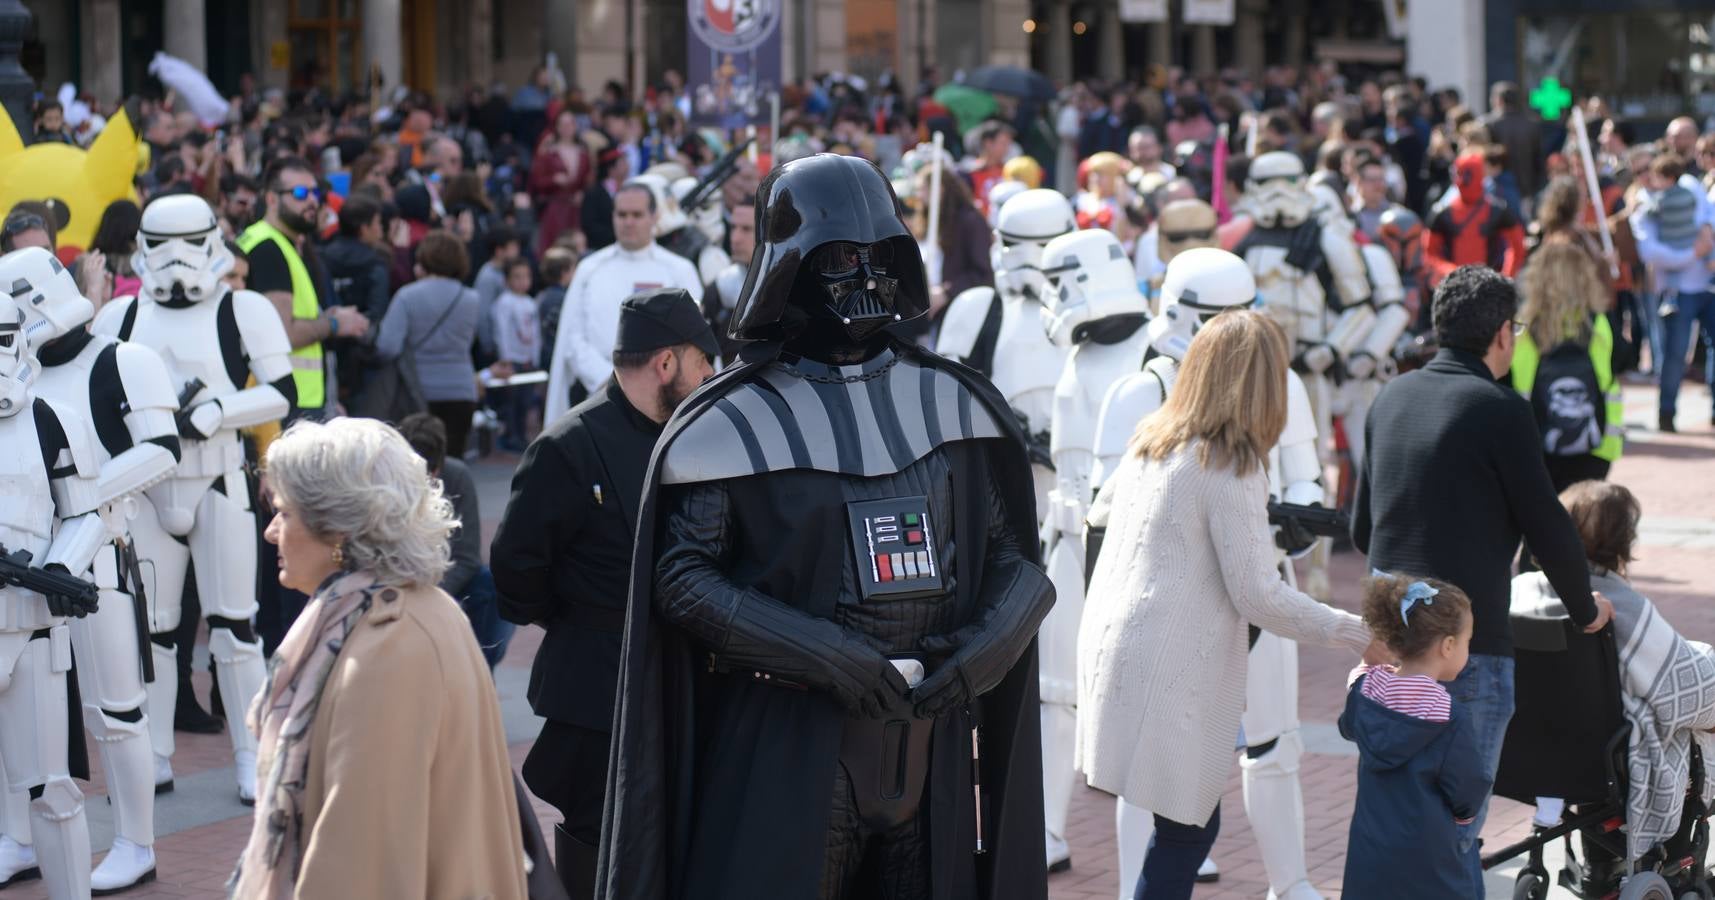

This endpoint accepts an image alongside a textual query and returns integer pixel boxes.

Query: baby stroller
[1481,609,1713,899]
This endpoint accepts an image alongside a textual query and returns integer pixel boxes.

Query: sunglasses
[2,213,46,236]
[1162,228,1216,242]
[278,185,321,202]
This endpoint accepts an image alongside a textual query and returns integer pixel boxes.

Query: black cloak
[596,337,1049,900]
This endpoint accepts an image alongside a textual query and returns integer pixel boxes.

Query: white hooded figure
[92,195,295,808]
[1034,228,1152,872]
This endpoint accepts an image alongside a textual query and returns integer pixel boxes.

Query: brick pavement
[4,382,1710,899]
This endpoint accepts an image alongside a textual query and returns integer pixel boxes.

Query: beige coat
[281,582,527,899]
[1076,447,1370,825]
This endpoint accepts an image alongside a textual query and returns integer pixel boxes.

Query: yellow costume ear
[0,103,23,158]
[84,108,141,201]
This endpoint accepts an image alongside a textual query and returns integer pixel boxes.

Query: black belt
[29,628,51,641]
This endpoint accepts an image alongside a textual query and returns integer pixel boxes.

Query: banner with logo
[1182,0,1235,25]
[688,0,784,128]
[1119,0,1168,23]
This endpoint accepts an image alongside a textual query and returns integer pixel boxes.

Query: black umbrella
[963,65,1056,102]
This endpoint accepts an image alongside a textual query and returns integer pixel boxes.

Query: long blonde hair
[1130,309,1289,475]
[1519,241,1603,350]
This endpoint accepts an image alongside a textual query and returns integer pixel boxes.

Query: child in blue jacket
[1340,573,1492,899]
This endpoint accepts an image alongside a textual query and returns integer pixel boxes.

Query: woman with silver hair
[230,417,527,898]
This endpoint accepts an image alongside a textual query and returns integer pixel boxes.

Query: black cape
[597,337,1048,900]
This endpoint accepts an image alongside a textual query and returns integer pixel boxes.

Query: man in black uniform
[598,154,1055,900]
[490,288,717,897]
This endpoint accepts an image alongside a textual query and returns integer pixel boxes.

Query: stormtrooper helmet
[134,194,232,305]
[986,180,1028,229]
[0,246,95,347]
[673,175,726,245]
[995,189,1077,302]
[0,294,35,417]
[1245,151,1315,229]
[1148,247,1257,361]
[630,173,688,235]
[1039,229,1148,348]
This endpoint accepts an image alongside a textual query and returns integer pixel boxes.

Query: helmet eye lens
[813,242,862,276]
[813,241,893,277]
[0,333,12,348]
[145,237,167,249]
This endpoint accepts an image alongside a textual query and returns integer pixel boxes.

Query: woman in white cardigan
[1076,310,1381,899]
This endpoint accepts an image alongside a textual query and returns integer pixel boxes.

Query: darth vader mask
[802,240,903,342]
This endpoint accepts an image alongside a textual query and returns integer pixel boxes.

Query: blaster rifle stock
[0,546,99,617]
[1266,501,1349,538]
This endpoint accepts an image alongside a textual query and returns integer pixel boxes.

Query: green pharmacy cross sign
[1530,77,1573,119]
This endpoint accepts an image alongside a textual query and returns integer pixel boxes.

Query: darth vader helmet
[727,154,928,345]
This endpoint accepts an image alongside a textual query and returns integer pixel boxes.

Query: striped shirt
[1352,665,1452,722]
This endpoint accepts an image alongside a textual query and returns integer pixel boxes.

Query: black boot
[1660,412,1678,434]
[555,824,597,900]
[173,678,223,734]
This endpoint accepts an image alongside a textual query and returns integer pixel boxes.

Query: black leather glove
[841,642,913,719]
[1274,517,1318,556]
[912,630,980,718]
[42,563,99,619]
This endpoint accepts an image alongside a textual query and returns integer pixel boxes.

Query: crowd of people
[0,53,1711,900]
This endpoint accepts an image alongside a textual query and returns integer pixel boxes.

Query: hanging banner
[688,0,784,128]
[1182,0,1235,25]
[1119,0,1168,23]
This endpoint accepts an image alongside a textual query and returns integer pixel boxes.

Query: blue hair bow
[1373,569,1439,626]
[1400,581,1439,626]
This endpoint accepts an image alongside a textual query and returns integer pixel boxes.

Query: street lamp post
[0,0,32,142]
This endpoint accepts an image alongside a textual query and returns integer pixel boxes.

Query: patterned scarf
[229,570,392,898]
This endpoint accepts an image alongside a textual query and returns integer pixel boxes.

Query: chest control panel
[846,495,945,601]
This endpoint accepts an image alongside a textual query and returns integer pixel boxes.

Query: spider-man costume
[1423,152,1525,282]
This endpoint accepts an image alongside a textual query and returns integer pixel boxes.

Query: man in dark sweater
[1353,264,1613,894]
[490,288,716,898]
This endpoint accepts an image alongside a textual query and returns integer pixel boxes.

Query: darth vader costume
[597,154,1054,900]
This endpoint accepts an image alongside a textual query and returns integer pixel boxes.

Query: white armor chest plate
[1245,242,1329,343]
[0,409,54,630]
[128,301,242,398]
[33,344,107,464]
[991,293,1068,433]
[1051,327,1151,457]
[126,300,242,476]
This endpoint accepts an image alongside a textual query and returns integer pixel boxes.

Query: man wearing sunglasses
[238,156,369,421]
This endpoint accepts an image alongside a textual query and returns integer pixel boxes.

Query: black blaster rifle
[118,538,155,682]
[1267,501,1350,555]
[0,545,99,618]
[678,138,756,215]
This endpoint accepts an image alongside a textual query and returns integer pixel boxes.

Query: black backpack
[1530,339,1605,457]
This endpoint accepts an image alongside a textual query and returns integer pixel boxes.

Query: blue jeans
[1448,653,1516,896]
[1659,290,1715,418]
[458,566,515,670]
[1133,805,1221,900]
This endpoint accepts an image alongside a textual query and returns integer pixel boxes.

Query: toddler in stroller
[1490,481,1715,899]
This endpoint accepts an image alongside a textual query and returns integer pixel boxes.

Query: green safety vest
[1510,314,1624,462]
[238,220,325,409]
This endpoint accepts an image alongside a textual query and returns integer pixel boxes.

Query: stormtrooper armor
[671,174,727,248]
[92,194,295,805]
[0,247,180,893]
[0,290,112,900]
[935,188,1076,512]
[1036,227,1151,871]
[634,172,731,285]
[1087,248,1326,900]
[1237,152,1372,600]
[1334,243,1411,470]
